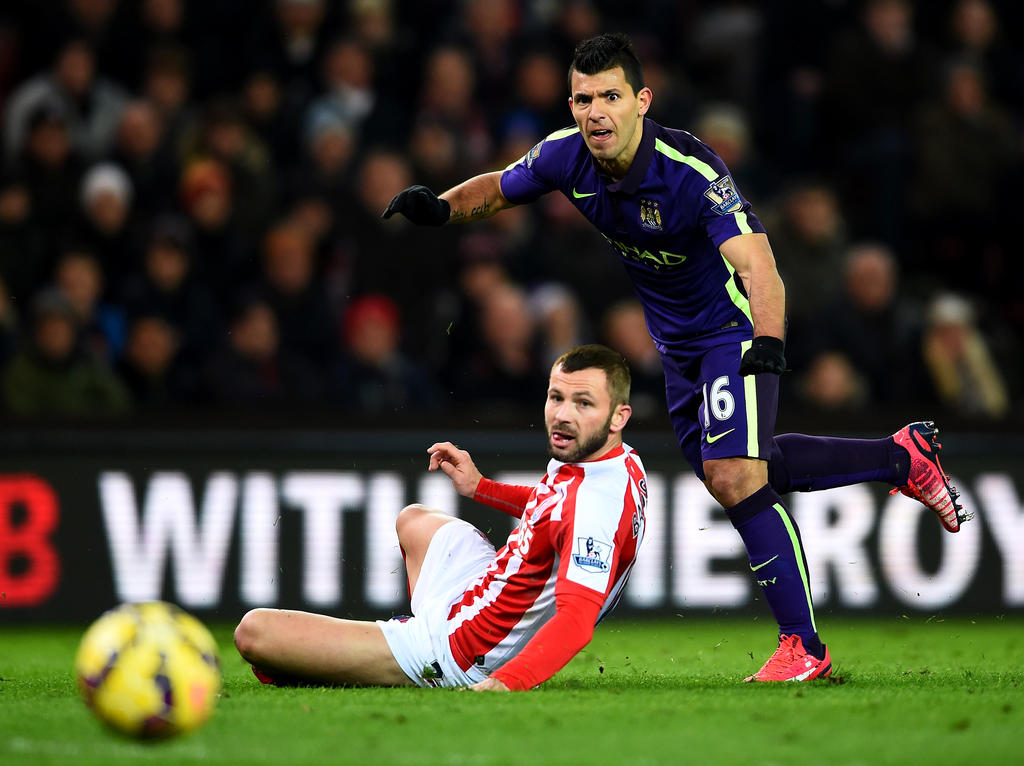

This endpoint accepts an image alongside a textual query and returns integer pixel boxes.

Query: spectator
[334,294,441,414]
[3,288,130,418]
[14,104,83,257]
[141,45,195,161]
[824,0,938,244]
[75,162,137,289]
[530,283,588,369]
[600,299,666,425]
[767,181,849,365]
[810,243,923,406]
[347,150,459,364]
[115,313,194,409]
[305,36,403,151]
[245,0,335,123]
[200,296,324,408]
[105,0,191,91]
[693,103,776,206]
[53,247,126,362]
[256,220,337,371]
[910,58,1018,294]
[0,176,48,305]
[415,46,492,172]
[449,282,547,414]
[179,158,252,295]
[920,293,1009,419]
[241,69,298,168]
[449,0,522,121]
[111,100,178,218]
[945,0,1024,113]
[294,108,357,205]
[500,48,569,143]
[184,99,275,234]
[119,215,223,361]
[794,350,869,414]
[3,38,126,163]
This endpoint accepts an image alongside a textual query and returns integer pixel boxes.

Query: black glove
[738,336,787,376]
[381,185,451,226]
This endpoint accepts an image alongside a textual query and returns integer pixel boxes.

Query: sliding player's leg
[234,608,414,686]
[396,503,459,596]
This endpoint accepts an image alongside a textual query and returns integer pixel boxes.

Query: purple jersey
[500,118,765,349]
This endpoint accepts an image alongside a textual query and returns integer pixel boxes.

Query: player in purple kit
[383,33,971,682]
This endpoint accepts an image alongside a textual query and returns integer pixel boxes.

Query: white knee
[395,503,433,539]
[234,608,272,663]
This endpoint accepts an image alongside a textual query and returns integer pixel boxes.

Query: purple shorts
[660,333,779,481]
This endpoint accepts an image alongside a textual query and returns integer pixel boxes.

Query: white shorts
[377,518,496,688]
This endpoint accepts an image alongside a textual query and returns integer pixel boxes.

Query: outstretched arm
[383,172,513,225]
[441,172,513,223]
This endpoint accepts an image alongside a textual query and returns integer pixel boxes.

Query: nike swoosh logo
[705,428,735,444]
[572,188,597,199]
[750,555,779,572]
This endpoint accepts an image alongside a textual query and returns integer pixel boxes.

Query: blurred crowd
[0,0,1021,427]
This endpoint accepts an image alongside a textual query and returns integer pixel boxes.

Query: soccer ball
[74,601,221,739]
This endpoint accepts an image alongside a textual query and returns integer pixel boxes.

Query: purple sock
[768,434,909,494]
[725,484,823,658]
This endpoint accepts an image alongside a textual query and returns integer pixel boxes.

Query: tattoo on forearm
[450,198,491,223]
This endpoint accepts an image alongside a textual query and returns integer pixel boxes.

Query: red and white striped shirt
[448,443,647,689]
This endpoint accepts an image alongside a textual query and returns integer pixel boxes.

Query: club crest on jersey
[639,198,663,231]
[704,175,743,215]
[572,536,613,573]
[526,141,543,168]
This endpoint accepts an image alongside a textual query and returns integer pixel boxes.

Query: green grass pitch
[2,615,1022,765]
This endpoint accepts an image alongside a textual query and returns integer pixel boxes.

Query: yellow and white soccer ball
[74,601,221,739]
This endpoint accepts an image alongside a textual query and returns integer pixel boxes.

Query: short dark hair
[568,33,645,95]
[553,344,631,406]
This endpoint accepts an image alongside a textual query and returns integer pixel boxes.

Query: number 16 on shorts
[699,352,778,462]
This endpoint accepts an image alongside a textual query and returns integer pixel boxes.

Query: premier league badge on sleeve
[704,175,743,215]
[572,536,613,573]
[526,141,543,168]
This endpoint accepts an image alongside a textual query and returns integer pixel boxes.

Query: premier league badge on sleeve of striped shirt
[572,536,613,573]
[703,175,743,215]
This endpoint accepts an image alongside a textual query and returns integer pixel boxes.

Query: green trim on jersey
[734,211,753,235]
[547,126,581,142]
[721,256,753,326]
[654,139,717,181]
[656,139,754,236]
[774,503,817,632]
[739,338,759,458]
[505,126,581,171]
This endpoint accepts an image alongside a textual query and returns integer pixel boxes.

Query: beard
[547,411,614,463]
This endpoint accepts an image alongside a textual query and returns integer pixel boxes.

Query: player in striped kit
[234,344,648,690]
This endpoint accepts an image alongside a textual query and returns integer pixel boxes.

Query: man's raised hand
[381,185,451,226]
[427,442,482,498]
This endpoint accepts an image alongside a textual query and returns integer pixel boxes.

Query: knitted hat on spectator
[80,163,133,209]
[342,294,400,346]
